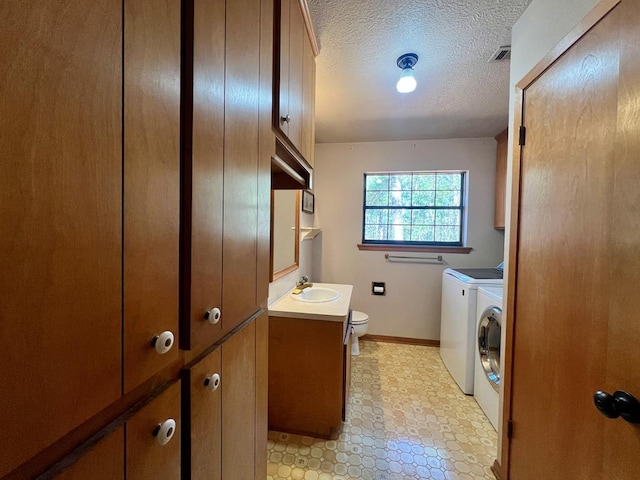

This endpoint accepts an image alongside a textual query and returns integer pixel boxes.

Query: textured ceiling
[307,0,532,143]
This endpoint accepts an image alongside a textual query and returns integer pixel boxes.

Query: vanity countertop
[268,283,353,321]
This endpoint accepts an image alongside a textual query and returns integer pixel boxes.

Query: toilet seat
[352,311,368,325]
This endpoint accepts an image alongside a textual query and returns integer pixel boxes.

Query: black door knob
[593,390,640,424]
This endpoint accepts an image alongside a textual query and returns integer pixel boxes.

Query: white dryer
[474,286,504,430]
[440,267,503,395]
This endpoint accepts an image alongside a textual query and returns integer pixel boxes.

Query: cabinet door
[123,0,181,392]
[287,0,304,150]
[184,0,225,350]
[183,348,222,480]
[277,0,291,136]
[0,1,122,476]
[55,428,124,480]
[222,0,262,327]
[255,313,269,480]
[301,29,316,166]
[126,382,181,479]
[222,321,257,479]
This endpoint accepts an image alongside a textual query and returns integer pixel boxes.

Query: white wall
[500,0,600,461]
[314,139,504,340]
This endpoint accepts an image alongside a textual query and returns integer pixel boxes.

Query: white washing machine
[474,286,503,430]
[440,267,503,395]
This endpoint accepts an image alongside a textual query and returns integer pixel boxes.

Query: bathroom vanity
[268,283,353,439]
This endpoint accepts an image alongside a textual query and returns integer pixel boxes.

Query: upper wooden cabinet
[0,1,122,475]
[275,0,316,165]
[301,23,316,166]
[494,128,508,230]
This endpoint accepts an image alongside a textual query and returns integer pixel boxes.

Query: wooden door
[55,428,124,480]
[126,382,181,479]
[509,2,640,478]
[0,1,122,475]
[602,1,640,477]
[221,321,257,479]
[182,348,222,480]
[123,0,181,392]
[222,0,261,327]
[182,0,225,350]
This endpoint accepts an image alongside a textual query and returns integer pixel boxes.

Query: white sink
[290,287,341,303]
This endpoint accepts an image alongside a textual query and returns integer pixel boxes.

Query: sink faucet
[293,276,313,294]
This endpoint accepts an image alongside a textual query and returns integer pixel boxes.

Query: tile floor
[267,340,497,480]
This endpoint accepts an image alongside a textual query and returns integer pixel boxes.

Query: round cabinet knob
[281,114,291,124]
[204,307,221,325]
[152,331,175,355]
[153,418,176,446]
[204,373,221,392]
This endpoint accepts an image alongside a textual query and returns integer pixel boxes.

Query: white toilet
[351,311,369,355]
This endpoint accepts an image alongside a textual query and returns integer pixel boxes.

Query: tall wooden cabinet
[0,2,122,475]
[0,0,273,478]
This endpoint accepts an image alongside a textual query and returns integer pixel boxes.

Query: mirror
[270,190,300,281]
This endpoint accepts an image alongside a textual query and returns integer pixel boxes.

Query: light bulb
[396,68,417,93]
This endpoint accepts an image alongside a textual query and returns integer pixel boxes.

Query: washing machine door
[478,306,502,392]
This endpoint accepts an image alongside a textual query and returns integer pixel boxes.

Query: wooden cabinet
[0,1,122,475]
[126,382,181,479]
[183,0,265,350]
[183,314,268,480]
[269,315,351,438]
[123,0,181,393]
[301,24,316,166]
[55,429,124,480]
[1,0,271,477]
[493,128,508,230]
[275,0,316,164]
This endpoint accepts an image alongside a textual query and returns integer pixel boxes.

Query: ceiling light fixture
[396,53,418,93]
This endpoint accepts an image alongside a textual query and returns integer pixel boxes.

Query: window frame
[361,170,468,247]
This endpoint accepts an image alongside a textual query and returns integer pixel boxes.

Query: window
[362,171,466,246]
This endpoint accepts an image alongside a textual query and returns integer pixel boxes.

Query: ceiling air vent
[490,46,511,61]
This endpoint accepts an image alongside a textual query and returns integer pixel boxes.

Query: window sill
[357,244,473,254]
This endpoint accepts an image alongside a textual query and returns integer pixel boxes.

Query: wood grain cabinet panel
[222,321,257,479]
[55,428,124,480]
[182,348,222,480]
[269,316,348,438]
[126,382,181,479]
[123,0,181,392]
[222,0,262,328]
[0,1,122,476]
[301,29,316,166]
[182,0,225,351]
[276,0,312,161]
[182,314,268,480]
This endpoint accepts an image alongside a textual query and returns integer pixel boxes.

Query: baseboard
[361,334,439,347]
[491,459,502,480]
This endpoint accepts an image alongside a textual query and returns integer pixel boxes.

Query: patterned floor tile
[267,340,497,480]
